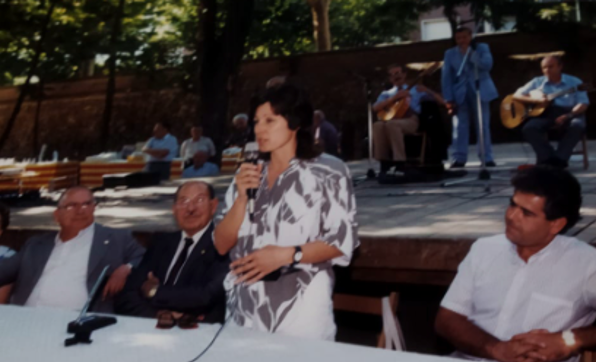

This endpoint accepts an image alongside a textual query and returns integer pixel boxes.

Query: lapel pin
[201,249,206,255]
[104,240,110,245]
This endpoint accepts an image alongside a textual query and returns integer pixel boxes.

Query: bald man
[116,181,228,323]
[226,113,251,148]
[0,186,144,313]
[514,56,589,168]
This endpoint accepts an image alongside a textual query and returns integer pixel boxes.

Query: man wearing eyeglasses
[116,181,229,323]
[0,186,144,313]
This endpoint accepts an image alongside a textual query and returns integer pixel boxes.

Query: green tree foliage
[246,0,431,59]
[1,0,594,86]
[0,0,197,86]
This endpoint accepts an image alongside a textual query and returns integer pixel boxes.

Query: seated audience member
[0,203,15,304]
[180,126,216,168]
[0,186,144,313]
[313,110,340,157]
[182,151,219,178]
[435,166,596,362]
[143,121,179,181]
[116,181,228,323]
[226,114,251,148]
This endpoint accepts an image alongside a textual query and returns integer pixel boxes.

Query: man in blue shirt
[182,151,219,178]
[373,63,446,177]
[514,56,590,168]
[442,27,498,168]
[143,122,179,180]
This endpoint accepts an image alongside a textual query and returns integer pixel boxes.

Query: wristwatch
[291,246,303,267]
[562,330,577,347]
[148,285,158,299]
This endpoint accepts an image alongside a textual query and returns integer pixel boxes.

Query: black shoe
[450,161,466,169]
[485,161,496,167]
[393,161,406,172]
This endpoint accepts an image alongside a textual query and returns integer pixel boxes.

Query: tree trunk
[197,0,255,157]
[0,1,56,153]
[32,80,44,156]
[307,0,332,51]
[101,0,126,151]
[443,3,459,41]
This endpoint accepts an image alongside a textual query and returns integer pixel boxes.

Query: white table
[0,305,463,362]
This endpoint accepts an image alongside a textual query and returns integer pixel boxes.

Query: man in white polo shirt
[436,166,596,362]
[180,126,216,168]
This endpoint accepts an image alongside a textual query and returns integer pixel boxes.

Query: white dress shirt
[26,223,96,311]
[442,234,596,361]
[180,137,216,159]
[165,223,211,284]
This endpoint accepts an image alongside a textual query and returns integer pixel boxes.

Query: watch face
[294,251,303,262]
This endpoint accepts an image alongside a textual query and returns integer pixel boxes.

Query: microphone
[65,265,117,347]
[243,142,260,222]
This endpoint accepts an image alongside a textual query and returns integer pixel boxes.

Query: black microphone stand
[351,72,377,179]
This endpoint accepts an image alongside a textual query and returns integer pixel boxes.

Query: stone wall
[1,31,595,160]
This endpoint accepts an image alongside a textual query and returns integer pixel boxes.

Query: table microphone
[65,265,117,347]
[243,142,260,222]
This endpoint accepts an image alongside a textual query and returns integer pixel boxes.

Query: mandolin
[377,62,441,122]
[500,84,590,129]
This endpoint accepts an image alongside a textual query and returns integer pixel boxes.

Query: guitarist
[442,27,498,169]
[515,56,589,168]
[372,63,446,178]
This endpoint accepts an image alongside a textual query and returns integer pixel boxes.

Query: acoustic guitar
[500,84,590,129]
[377,62,442,122]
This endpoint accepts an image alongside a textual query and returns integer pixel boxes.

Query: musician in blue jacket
[442,27,498,168]
[514,56,589,168]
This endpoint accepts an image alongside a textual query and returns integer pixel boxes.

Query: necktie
[165,237,194,286]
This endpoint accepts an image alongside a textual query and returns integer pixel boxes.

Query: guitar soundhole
[511,103,516,118]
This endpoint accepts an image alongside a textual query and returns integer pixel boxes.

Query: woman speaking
[214,84,358,340]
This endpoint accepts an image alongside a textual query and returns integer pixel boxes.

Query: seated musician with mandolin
[514,56,589,168]
[373,63,446,178]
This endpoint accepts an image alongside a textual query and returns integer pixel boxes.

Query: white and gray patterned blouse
[219,154,359,337]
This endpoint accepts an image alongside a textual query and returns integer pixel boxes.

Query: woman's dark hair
[0,202,9,232]
[511,166,582,234]
[257,84,321,160]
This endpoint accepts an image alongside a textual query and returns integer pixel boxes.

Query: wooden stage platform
[4,142,596,286]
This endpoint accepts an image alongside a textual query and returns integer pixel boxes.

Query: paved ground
[8,142,596,242]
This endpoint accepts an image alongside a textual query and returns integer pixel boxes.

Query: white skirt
[226,271,337,341]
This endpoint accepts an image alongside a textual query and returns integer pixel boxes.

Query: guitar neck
[546,87,577,101]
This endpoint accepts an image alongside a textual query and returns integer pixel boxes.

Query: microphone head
[244,142,259,163]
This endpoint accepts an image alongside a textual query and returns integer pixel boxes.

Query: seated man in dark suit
[116,181,229,323]
[0,202,15,304]
[0,186,144,313]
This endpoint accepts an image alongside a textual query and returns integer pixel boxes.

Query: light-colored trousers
[373,115,419,162]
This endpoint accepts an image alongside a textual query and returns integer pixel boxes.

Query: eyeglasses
[57,200,96,211]
[175,196,209,208]
[156,312,200,329]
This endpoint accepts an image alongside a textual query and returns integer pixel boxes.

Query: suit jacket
[441,42,499,105]
[115,224,229,323]
[0,223,145,314]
